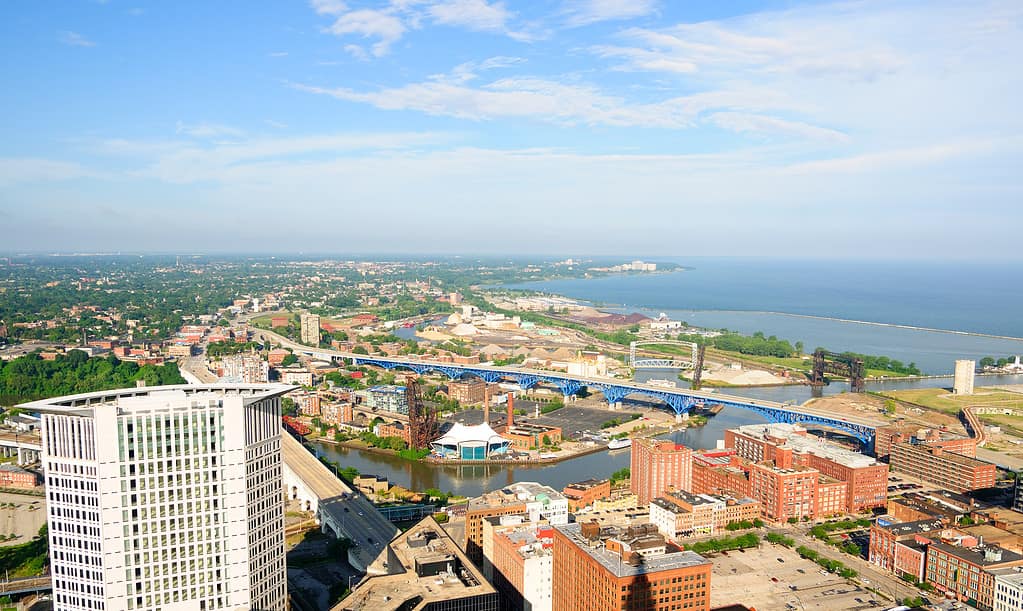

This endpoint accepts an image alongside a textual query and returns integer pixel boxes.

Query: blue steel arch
[338,355,875,449]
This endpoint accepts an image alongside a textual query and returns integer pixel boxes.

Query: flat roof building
[21,384,293,611]
[553,520,712,611]
[563,478,612,512]
[335,516,499,611]
[925,542,1023,609]
[992,567,1023,611]
[464,482,568,565]
[890,442,997,493]
[727,423,888,513]
[631,438,693,506]
[649,491,761,540]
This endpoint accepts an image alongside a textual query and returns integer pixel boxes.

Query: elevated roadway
[0,432,41,465]
[253,328,881,448]
[0,576,52,597]
[281,431,398,573]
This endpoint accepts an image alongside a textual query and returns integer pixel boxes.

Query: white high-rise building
[22,384,292,611]
[300,313,320,345]
[954,359,976,395]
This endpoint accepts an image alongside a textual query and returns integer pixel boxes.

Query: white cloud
[60,31,95,47]
[428,0,511,32]
[175,122,245,139]
[563,0,657,27]
[294,73,825,134]
[268,51,289,57]
[128,132,452,183]
[479,55,525,70]
[311,0,536,55]
[781,139,1015,175]
[16,136,1016,256]
[310,0,347,16]
[709,112,848,143]
[326,9,406,57]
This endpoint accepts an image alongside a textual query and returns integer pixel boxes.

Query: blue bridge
[272,336,880,450]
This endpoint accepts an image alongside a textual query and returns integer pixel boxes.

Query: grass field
[883,388,1023,413]
[882,387,1023,435]
[250,313,292,328]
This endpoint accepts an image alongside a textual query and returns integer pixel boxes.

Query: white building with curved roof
[431,422,510,460]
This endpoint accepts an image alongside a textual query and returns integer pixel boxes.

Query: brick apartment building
[631,438,693,505]
[726,423,888,513]
[748,461,819,523]
[447,378,487,405]
[890,443,997,493]
[874,424,977,459]
[926,542,1023,609]
[563,479,612,512]
[869,518,945,581]
[553,521,712,611]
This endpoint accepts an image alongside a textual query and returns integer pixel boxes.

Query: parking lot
[442,398,649,442]
[709,542,890,610]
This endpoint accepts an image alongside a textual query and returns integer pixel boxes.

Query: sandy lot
[0,492,46,546]
[704,365,790,386]
[709,542,888,610]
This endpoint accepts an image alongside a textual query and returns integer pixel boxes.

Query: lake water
[506,258,1023,374]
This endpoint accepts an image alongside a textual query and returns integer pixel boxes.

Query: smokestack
[507,393,514,430]
[483,384,490,425]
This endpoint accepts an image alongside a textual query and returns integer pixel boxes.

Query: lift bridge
[630,340,698,369]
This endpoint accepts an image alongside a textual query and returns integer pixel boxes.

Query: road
[280,432,397,572]
[788,530,924,604]
[0,576,52,596]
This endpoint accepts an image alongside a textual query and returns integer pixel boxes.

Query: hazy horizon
[2,1,1021,256]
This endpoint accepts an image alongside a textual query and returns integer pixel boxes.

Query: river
[313,372,1023,498]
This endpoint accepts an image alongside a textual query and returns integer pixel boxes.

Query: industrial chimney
[506,393,514,430]
[483,384,490,425]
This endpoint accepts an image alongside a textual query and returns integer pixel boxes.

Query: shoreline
[313,436,617,466]
[614,305,1023,343]
[502,280,1023,342]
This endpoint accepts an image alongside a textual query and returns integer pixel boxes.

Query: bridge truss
[630,340,698,369]
[812,350,866,393]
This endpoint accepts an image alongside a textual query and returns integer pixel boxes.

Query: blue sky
[1,0,1021,256]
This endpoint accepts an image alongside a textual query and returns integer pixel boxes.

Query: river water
[314,371,1023,498]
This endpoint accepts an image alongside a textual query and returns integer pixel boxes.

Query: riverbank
[313,434,615,465]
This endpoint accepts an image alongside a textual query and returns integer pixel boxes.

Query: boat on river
[607,438,632,450]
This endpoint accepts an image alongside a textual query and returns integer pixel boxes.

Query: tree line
[0,351,186,406]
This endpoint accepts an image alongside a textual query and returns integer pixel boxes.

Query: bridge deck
[254,328,880,441]
[281,431,351,499]
[280,431,398,573]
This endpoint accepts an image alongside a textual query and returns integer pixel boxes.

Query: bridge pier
[14,448,37,465]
